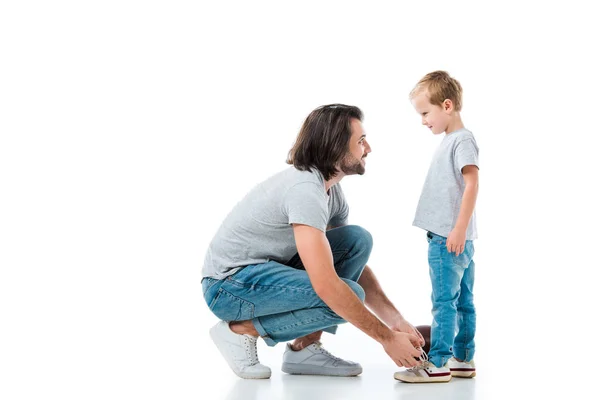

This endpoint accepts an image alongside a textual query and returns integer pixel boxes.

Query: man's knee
[343,279,366,302]
[344,225,373,253]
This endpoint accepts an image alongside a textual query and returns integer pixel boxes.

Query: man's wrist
[375,324,394,343]
[386,313,406,328]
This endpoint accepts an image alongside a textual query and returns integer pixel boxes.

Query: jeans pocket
[202,277,220,294]
[202,277,222,307]
[209,288,255,321]
[452,241,474,268]
[452,252,471,268]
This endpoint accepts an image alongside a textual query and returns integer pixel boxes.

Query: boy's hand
[447,228,466,255]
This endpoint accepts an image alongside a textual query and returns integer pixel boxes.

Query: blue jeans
[427,231,476,367]
[201,225,372,346]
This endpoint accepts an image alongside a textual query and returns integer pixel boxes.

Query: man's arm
[447,165,479,255]
[293,224,422,367]
[358,265,424,343]
[326,225,424,342]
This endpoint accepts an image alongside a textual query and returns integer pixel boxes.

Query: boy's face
[411,91,450,135]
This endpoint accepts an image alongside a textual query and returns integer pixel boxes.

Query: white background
[1,1,598,399]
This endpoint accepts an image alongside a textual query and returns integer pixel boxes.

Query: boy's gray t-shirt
[413,128,479,240]
[203,167,349,280]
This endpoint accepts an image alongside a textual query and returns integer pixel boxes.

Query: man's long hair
[286,104,363,181]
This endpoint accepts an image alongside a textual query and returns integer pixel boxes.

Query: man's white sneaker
[209,321,271,379]
[394,361,452,383]
[281,341,362,376]
[448,357,476,378]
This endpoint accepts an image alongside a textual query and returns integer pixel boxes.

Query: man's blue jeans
[201,225,372,346]
[427,231,476,367]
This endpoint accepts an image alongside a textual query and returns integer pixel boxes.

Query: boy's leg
[427,232,468,368]
[454,254,476,362]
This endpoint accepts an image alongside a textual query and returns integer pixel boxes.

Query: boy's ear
[443,99,454,113]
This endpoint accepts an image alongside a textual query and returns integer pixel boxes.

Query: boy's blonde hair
[410,70,463,112]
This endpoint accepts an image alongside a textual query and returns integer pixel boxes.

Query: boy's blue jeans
[201,225,372,346]
[427,231,476,367]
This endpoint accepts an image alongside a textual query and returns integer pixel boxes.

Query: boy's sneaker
[448,357,476,378]
[394,361,452,383]
[282,341,362,376]
[209,321,271,379]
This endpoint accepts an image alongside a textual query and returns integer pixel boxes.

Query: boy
[395,71,479,383]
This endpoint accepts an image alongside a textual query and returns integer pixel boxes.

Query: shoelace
[243,335,260,365]
[407,347,430,371]
[313,341,342,361]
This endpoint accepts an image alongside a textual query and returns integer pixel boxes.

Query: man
[202,104,424,379]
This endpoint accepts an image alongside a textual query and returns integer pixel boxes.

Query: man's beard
[340,152,365,176]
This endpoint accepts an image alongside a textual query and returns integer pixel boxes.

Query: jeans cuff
[252,318,339,347]
[428,354,450,368]
[252,316,277,347]
[322,325,338,335]
[453,348,474,362]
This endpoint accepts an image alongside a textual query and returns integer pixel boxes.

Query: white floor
[201,324,593,400]
[210,360,588,400]
[218,366,480,400]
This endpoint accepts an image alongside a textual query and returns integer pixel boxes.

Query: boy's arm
[447,165,479,255]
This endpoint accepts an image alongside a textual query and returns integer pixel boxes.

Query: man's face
[411,91,450,135]
[340,118,371,176]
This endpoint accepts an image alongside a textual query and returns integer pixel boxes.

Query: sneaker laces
[313,341,342,361]
[243,335,260,365]
[407,347,429,371]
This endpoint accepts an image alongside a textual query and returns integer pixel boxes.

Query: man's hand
[389,317,425,347]
[381,331,423,368]
[446,228,466,256]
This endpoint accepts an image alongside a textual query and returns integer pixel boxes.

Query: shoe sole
[209,324,271,380]
[282,362,362,377]
[393,373,451,383]
[451,370,476,378]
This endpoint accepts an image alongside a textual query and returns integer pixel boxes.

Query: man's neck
[325,172,345,193]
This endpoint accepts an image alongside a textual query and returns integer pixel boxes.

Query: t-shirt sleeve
[454,138,479,173]
[283,182,329,232]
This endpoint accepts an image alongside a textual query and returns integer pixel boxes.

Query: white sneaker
[448,357,476,378]
[209,321,271,379]
[394,360,452,383]
[282,341,362,376]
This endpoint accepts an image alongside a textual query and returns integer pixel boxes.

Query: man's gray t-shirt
[202,167,349,280]
[413,128,479,240]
